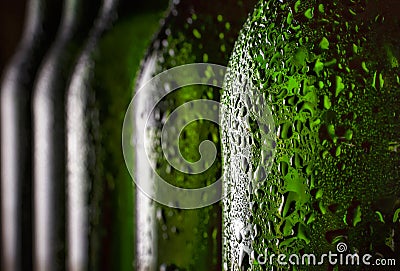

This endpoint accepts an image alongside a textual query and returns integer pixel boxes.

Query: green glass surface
[94,11,167,270]
[66,1,169,270]
[134,1,257,270]
[222,0,400,270]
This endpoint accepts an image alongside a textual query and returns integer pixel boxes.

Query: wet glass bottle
[222,0,400,270]
[0,0,62,270]
[66,0,169,270]
[32,0,102,270]
[133,0,257,270]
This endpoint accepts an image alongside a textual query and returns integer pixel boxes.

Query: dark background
[0,0,26,75]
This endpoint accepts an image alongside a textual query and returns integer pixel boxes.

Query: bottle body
[0,1,62,270]
[133,1,257,270]
[222,0,400,270]
[66,1,119,270]
[66,0,169,270]
[33,0,102,270]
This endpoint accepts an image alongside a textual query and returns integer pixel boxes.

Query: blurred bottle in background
[0,0,63,270]
[133,0,257,270]
[1,0,264,270]
[66,0,168,270]
[32,0,103,269]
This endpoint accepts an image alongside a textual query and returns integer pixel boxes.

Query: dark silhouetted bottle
[32,0,102,270]
[66,0,169,270]
[0,1,62,270]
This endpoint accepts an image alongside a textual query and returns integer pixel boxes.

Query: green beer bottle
[0,0,62,270]
[66,1,119,270]
[132,0,257,270]
[222,0,400,270]
[66,0,168,270]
